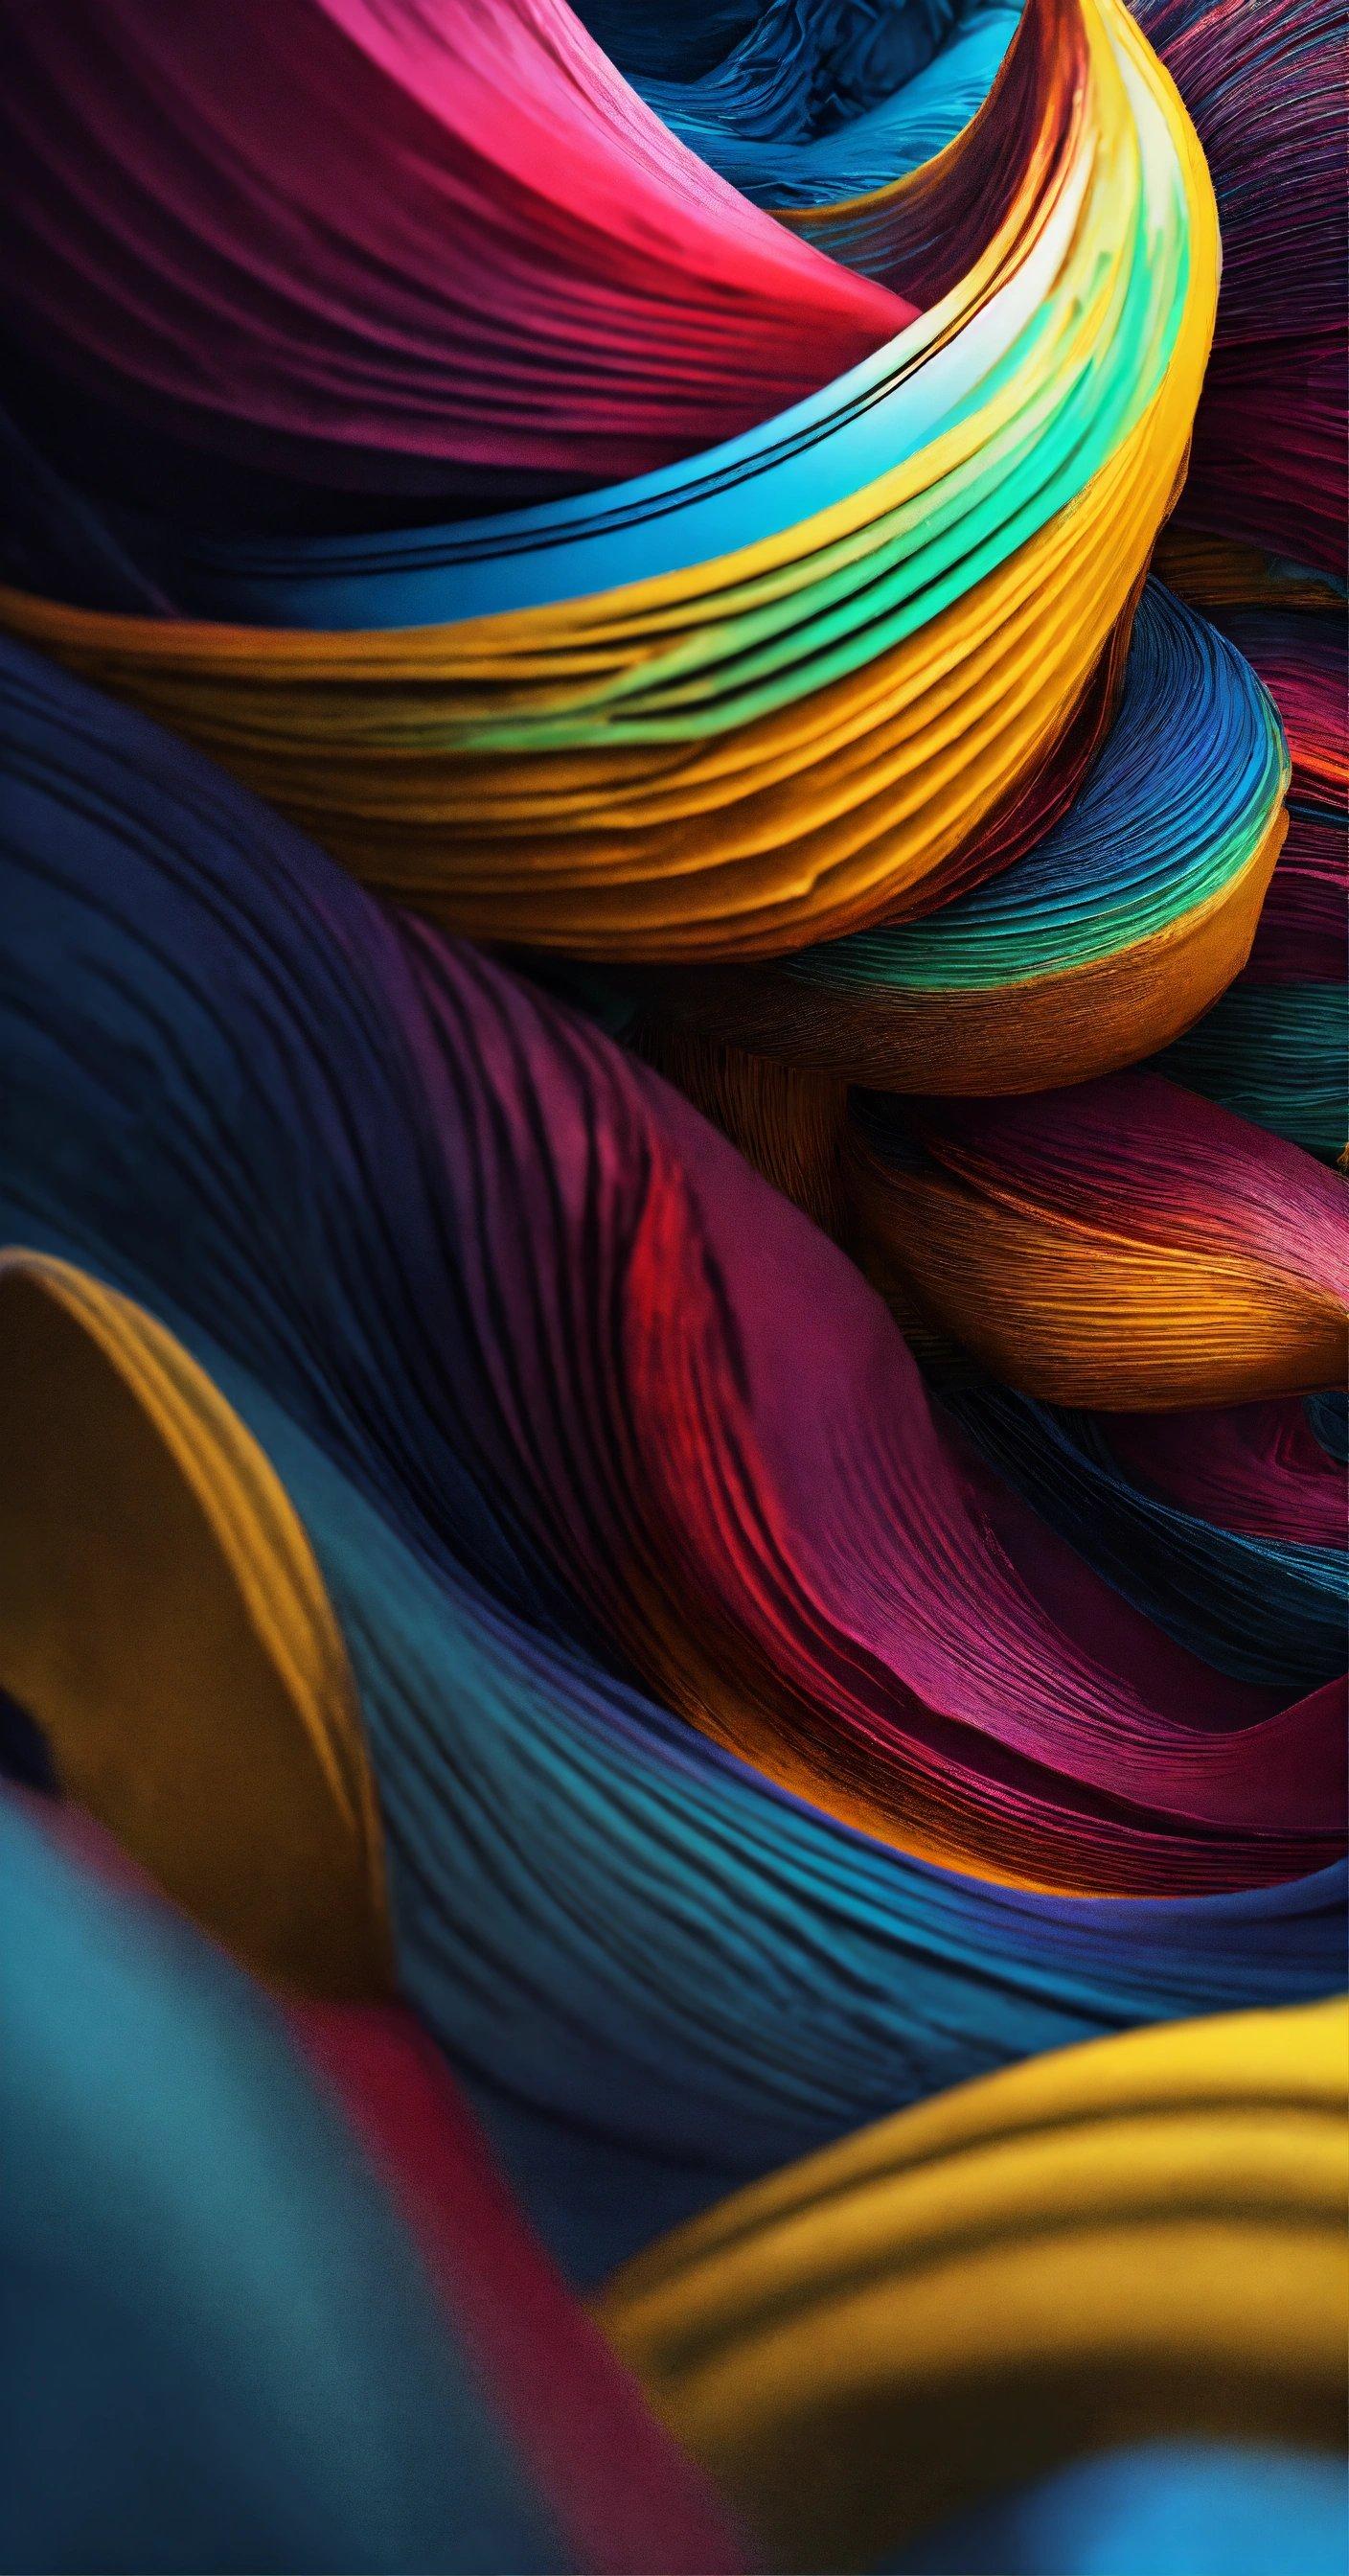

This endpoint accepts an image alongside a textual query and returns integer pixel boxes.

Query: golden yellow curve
[0,1253,391,1993]
[599,1997,1349,2568]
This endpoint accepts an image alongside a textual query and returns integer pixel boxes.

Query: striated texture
[0,0,1344,2564]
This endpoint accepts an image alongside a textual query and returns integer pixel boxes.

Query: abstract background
[0,0,1344,2567]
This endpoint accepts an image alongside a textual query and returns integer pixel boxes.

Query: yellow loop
[0,1251,391,1995]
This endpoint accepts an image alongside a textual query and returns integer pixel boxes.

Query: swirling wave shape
[10,1223,1338,2293]
[0,0,1221,960]
[935,1385,1348,1693]
[848,1075,1348,1407]
[0,0,906,494]
[0,0,1344,2564]
[7,644,1345,1898]
[1155,600,1347,1162]
[637,579,1291,1087]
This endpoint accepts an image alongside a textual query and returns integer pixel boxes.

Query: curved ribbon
[0,11,1342,2556]
[8,639,1344,1905]
[0,0,1220,961]
[8,1235,1340,2284]
[1155,603,1346,1162]
[0,1251,390,1995]
[0,0,904,494]
[599,1996,1349,2568]
[848,1074,1348,1408]
[638,580,1290,1088]
[939,1385,1348,1693]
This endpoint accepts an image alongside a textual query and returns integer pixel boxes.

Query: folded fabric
[637,580,1289,1088]
[0,1789,743,2574]
[9,636,1345,1895]
[598,1996,1349,2569]
[1155,607,1346,1161]
[2,641,1343,2287]
[0,0,1221,961]
[576,0,1021,209]
[0,0,907,498]
[1132,0,1347,574]
[583,0,1346,610]
[0,3,1342,2566]
[848,1074,1348,1408]
[7,1239,1343,2280]
[938,1386,1348,1692]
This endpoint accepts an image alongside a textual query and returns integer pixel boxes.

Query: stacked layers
[1156,600,1347,1162]
[0,0,1344,2567]
[0,0,1220,960]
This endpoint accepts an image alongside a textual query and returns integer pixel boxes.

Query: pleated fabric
[635,579,1291,1090]
[1,645,1343,2299]
[1131,0,1347,575]
[1155,602,1346,1162]
[3,0,1333,544]
[0,0,907,497]
[599,1997,1349,2569]
[847,1075,1348,1409]
[7,642,1344,1905]
[935,1385,1348,1694]
[0,0,1344,2562]
[7,1235,1342,2286]
[0,0,1223,960]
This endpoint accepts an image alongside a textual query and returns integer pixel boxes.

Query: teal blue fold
[0,1794,568,2575]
